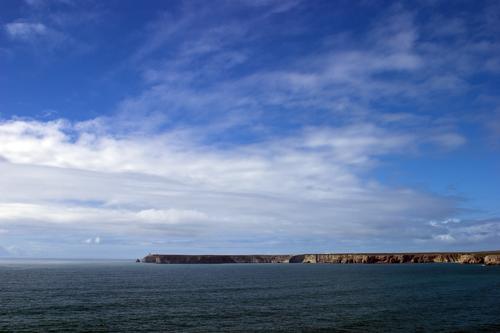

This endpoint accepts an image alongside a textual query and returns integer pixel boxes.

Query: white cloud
[0,119,461,194]
[434,234,455,242]
[137,209,208,224]
[0,2,496,257]
[5,22,48,40]
[116,5,470,138]
[116,2,500,143]
[0,117,482,256]
[4,19,77,51]
[84,236,100,245]
[426,133,467,150]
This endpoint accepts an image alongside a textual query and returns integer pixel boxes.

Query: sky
[0,0,499,258]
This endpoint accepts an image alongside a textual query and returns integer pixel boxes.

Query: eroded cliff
[142,251,500,265]
[289,252,500,264]
[142,254,292,264]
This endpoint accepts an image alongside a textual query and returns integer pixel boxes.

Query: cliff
[289,252,500,265]
[142,251,500,265]
[142,254,292,264]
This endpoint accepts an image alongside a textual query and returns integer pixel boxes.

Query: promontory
[142,251,500,265]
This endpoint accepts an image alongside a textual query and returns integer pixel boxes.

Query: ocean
[0,259,499,332]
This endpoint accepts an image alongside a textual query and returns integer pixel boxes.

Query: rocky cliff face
[143,252,500,265]
[484,255,500,265]
[290,253,500,264]
[142,254,292,264]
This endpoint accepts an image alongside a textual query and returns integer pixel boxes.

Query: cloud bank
[0,117,496,257]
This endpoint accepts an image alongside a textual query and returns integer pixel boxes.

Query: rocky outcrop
[142,254,292,264]
[142,251,500,265]
[289,254,317,263]
[290,253,498,264]
[484,255,500,265]
[457,254,483,264]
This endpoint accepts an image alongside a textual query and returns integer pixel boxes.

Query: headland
[141,251,500,265]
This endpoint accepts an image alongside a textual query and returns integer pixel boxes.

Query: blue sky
[0,0,499,258]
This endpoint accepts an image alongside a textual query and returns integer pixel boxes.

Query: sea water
[0,259,499,332]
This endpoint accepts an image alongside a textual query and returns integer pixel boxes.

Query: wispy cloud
[0,117,479,256]
[3,1,102,55]
[115,2,500,144]
[1,0,499,257]
[115,4,463,137]
[5,22,48,40]
[4,19,73,52]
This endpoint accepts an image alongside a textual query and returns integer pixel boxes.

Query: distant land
[142,251,500,265]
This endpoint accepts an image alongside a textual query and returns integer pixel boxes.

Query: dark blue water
[0,260,499,332]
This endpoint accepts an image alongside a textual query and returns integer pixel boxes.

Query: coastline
[142,251,500,265]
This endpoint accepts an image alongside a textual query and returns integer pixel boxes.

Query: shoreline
[142,251,500,265]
